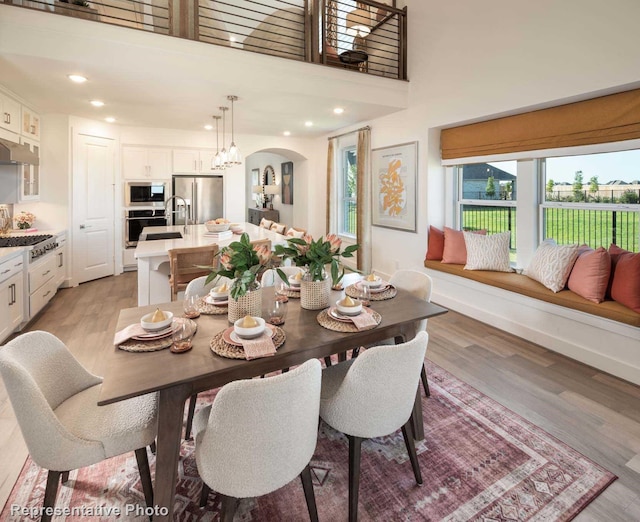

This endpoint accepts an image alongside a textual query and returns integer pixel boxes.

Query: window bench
[423,260,640,385]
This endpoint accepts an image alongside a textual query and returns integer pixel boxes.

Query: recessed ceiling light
[204,124,213,130]
[333,107,344,114]
[304,121,313,127]
[105,117,116,123]
[68,74,87,83]
[90,100,104,107]
[230,36,236,43]
[283,131,291,136]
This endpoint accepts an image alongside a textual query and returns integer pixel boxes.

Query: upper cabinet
[173,149,217,174]
[0,92,21,135]
[20,137,40,202]
[122,146,171,180]
[21,106,41,140]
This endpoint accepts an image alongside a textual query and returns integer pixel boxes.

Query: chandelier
[226,95,242,165]
[211,115,225,171]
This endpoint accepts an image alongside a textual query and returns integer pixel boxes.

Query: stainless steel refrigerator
[170,175,224,225]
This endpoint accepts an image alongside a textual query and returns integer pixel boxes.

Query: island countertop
[134,222,289,305]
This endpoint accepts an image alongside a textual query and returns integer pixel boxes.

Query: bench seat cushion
[424,260,640,327]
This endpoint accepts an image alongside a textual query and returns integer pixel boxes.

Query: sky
[489,149,640,184]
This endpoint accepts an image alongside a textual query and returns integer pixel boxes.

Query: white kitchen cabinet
[173,149,217,174]
[122,146,171,180]
[0,91,20,135]
[29,253,56,318]
[21,105,41,140]
[0,254,25,343]
[20,136,40,202]
[55,232,67,287]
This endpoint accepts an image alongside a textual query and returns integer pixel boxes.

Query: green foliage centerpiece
[275,234,359,309]
[206,233,274,322]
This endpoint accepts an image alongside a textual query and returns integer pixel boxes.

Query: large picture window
[339,147,357,237]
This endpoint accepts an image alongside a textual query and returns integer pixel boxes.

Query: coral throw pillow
[567,247,611,303]
[610,250,640,313]
[525,240,580,292]
[425,226,445,261]
[463,231,512,272]
[442,227,486,264]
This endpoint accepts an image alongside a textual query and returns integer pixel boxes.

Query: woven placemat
[279,288,301,299]
[197,297,228,315]
[118,318,198,352]
[210,326,286,359]
[316,308,382,332]
[345,284,397,301]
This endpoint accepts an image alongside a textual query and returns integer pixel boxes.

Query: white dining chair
[0,331,158,522]
[260,266,303,286]
[320,331,429,522]
[194,359,322,522]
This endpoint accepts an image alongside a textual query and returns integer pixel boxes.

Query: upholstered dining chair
[168,244,219,301]
[319,331,429,522]
[0,331,158,522]
[194,359,322,522]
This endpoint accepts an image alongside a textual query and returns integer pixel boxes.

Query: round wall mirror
[262,165,276,185]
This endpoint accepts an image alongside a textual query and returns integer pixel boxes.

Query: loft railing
[4,0,407,80]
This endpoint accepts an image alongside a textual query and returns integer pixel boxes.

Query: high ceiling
[0,6,409,138]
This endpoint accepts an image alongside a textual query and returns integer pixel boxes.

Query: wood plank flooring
[0,272,639,519]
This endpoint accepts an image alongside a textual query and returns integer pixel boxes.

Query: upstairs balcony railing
[6,0,407,80]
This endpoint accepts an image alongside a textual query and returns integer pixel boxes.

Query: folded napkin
[240,333,277,360]
[113,323,148,345]
[350,309,378,330]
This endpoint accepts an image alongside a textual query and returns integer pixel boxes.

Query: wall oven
[125,209,167,247]
[125,181,166,207]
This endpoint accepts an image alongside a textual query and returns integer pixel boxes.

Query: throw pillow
[442,227,486,264]
[610,250,640,313]
[286,228,305,239]
[607,244,630,298]
[425,226,445,261]
[259,218,273,229]
[525,240,580,292]
[463,231,512,272]
[270,222,286,234]
[567,247,611,303]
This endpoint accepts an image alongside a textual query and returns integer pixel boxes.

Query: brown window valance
[441,88,640,160]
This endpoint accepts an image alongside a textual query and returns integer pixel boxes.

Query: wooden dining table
[98,277,448,521]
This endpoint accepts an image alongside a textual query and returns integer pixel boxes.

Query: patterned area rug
[2,361,615,521]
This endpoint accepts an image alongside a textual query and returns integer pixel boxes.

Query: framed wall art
[371,141,417,232]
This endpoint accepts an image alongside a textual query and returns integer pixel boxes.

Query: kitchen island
[135,222,288,306]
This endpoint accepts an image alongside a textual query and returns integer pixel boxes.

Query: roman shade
[441,88,640,160]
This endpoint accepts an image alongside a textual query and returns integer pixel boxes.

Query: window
[542,150,640,251]
[456,160,517,257]
[339,147,357,237]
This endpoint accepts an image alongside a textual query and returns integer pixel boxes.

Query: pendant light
[211,115,225,171]
[226,95,242,165]
[218,106,229,167]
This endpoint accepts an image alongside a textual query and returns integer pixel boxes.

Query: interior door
[73,134,115,284]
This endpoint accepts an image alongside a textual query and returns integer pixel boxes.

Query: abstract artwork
[281,161,293,205]
[372,141,417,232]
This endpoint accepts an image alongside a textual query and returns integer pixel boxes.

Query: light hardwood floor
[0,272,639,520]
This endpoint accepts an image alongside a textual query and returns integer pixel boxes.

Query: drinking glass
[358,284,371,306]
[267,296,288,325]
[275,279,289,302]
[183,294,200,319]
[172,320,194,351]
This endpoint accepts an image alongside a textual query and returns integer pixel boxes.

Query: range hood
[0,137,39,165]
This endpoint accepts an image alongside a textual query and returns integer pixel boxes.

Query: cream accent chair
[0,331,157,522]
[195,359,322,521]
[320,332,429,522]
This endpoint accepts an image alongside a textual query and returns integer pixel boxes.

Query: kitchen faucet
[164,195,190,234]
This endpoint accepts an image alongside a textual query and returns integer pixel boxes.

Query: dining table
[98,275,448,521]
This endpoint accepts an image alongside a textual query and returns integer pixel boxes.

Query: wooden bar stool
[168,245,219,301]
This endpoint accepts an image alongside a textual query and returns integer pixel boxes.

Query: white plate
[204,295,229,305]
[225,326,276,345]
[356,280,390,294]
[329,307,361,322]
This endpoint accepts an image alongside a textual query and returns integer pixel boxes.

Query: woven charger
[316,308,381,333]
[210,326,286,359]
[197,297,228,315]
[345,284,397,301]
[118,318,198,352]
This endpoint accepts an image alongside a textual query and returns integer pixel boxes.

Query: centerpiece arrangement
[205,233,277,322]
[274,234,359,309]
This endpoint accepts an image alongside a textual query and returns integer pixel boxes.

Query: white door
[73,134,115,284]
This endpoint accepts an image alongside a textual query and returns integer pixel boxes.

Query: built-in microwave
[125,181,166,207]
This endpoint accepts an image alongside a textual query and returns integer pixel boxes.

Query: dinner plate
[329,307,363,323]
[204,295,229,306]
[131,324,177,341]
[222,324,276,346]
[355,280,390,294]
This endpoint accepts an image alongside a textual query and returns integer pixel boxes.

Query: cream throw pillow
[463,231,512,272]
[286,228,305,238]
[259,218,273,229]
[525,240,580,292]
[270,222,286,234]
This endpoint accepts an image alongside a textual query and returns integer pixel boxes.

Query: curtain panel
[441,88,640,160]
[356,128,372,273]
[326,138,336,234]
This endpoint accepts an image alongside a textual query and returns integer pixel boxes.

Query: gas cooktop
[0,234,54,247]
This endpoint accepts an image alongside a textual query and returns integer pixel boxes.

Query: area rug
[2,360,615,521]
